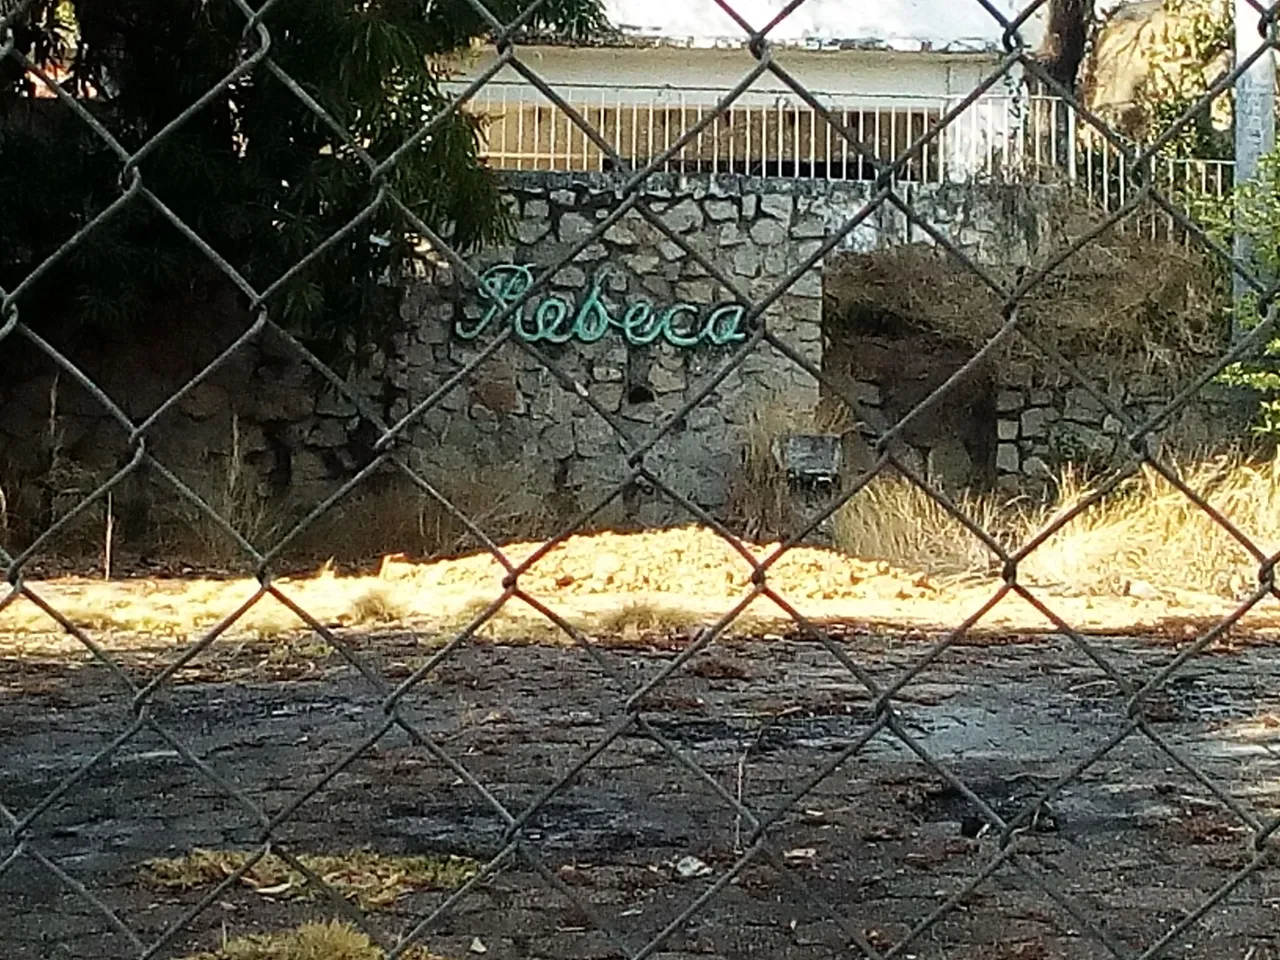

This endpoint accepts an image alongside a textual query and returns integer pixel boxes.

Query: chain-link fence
[3,1,1280,958]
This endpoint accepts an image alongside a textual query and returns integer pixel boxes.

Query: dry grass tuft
[833,472,1010,581]
[295,467,554,571]
[444,595,573,645]
[833,450,1280,598]
[595,600,706,638]
[348,585,410,626]
[179,920,447,960]
[1018,452,1280,597]
[174,414,288,568]
[143,848,480,911]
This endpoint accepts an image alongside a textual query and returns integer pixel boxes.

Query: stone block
[516,220,550,245]
[688,406,725,432]
[675,280,715,302]
[649,364,686,394]
[995,389,1023,413]
[566,455,628,492]
[1053,421,1116,459]
[1064,387,1105,424]
[662,199,704,234]
[749,219,787,246]
[1022,456,1052,479]
[605,223,638,246]
[558,212,595,243]
[624,254,661,275]
[996,442,1020,473]
[658,240,686,262]
[541,423,575,459]
[641,276,673,300]
[786,270,822,299]
[790,217,826,239]
[552,265,587,288]
[927,436,974,489]
[525,199,550,220]
[718,222,747,247]
[997,419,1019,441]
[762,247,787,277]
[1020,406,1056,439]
[733,246,762,277]
[759,193,794,221]
[573,416,618,457]
[592,364,624,383]
[704,199,738,221]
[593,383,624,412]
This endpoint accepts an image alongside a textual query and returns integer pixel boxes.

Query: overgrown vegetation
[1,0,609,374]
[823,226,1227,392]
[1082,0,1233,158]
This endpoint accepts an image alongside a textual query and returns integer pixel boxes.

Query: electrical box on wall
[773,434,842,487]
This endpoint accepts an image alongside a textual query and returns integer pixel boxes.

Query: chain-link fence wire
[3,0,1280,956]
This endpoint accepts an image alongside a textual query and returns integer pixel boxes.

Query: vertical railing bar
[1067,96,1078,183]
[548,91,557,170]
[648,94,655,171]
[808,99,815,180]
[727,103,735,173]
[890,102,898,181]
[875,107,883,176]
[710,103,718,176]
[513,85,524,170]
[776,97,784,178]
[532,96,541,171]
[825,102,833,180]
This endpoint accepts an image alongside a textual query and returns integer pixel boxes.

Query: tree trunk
[1039,0,1094,91]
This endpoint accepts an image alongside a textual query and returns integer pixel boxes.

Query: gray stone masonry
[399,172,826,527]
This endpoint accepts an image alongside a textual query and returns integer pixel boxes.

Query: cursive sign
[455,264,747,348]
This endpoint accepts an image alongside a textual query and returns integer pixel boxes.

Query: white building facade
[447,0,1057,184]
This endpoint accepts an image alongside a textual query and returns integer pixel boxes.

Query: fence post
[1232,0,1276,344]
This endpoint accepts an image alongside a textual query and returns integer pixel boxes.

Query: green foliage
[1196,149,1280,435]
[0,0,608,373]
[1144,0,1233,161]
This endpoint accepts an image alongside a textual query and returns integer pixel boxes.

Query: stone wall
[991,377,1254,491]
[389,173,1066,523]
[392,172,826,528]
[0,171,1252,553]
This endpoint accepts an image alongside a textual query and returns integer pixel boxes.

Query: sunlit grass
[834,451,1280,598]
[5,453,1280,655]
[178,920,449,960]
[143,848,480,911]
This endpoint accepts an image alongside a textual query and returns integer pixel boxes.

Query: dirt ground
[3,623,1280,960]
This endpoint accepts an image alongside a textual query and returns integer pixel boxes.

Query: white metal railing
[455,81,1237,235]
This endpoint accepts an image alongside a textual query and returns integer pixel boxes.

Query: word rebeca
[456,263,748,348]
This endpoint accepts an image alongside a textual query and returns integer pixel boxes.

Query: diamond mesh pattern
[3,1,1280,958]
